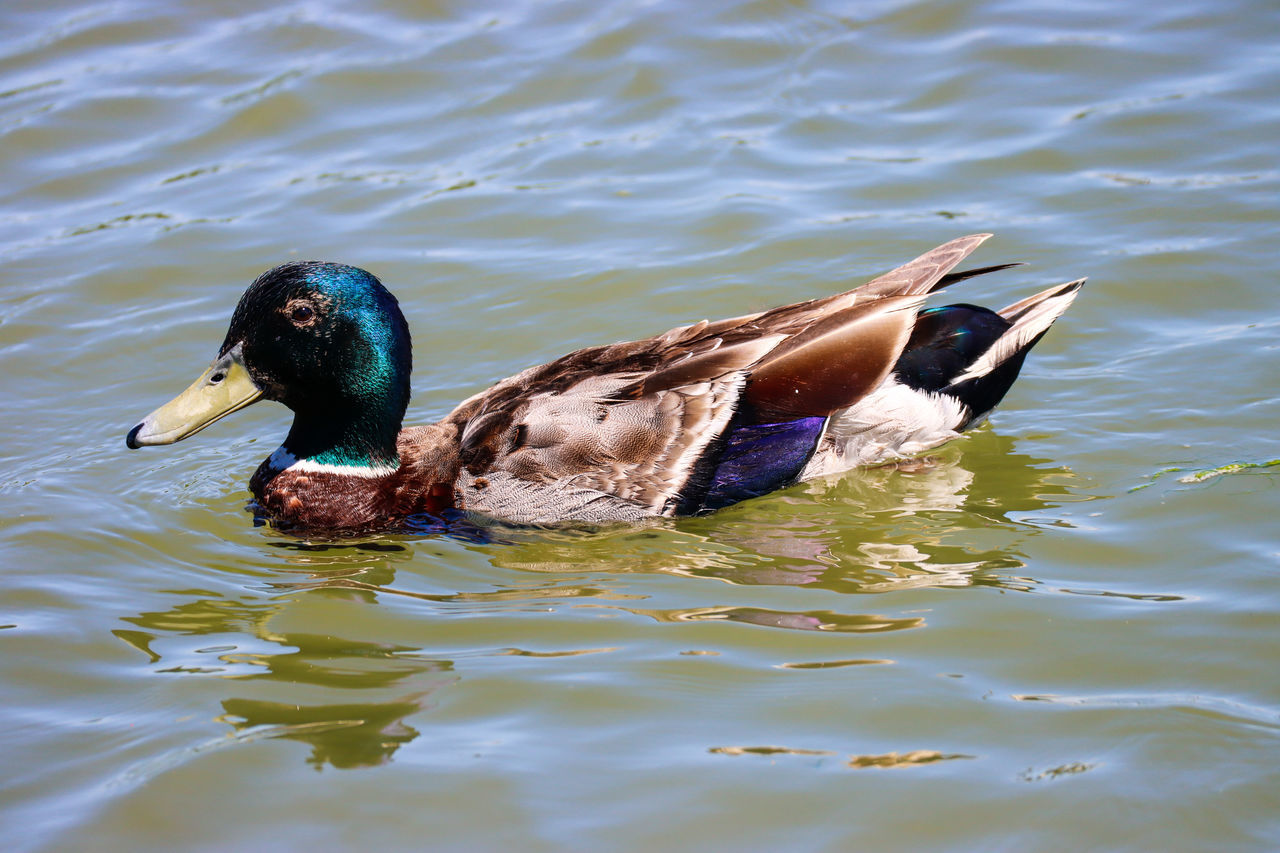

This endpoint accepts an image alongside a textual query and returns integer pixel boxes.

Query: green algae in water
[1178,458,1280,483]
[1133,459,1280,491]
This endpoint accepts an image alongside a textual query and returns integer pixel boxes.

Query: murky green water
[3,0,1278,849]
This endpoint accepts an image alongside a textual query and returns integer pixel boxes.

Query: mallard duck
[127,234,1082,531]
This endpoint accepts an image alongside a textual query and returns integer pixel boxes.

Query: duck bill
[126,344,263,448]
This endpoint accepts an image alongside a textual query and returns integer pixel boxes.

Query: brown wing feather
[851,233,992,301]
[745,294,925,420]
[739,234,991,419]
[630,336,782,398]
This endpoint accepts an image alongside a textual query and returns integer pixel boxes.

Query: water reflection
[612,604,925,634]
[708,745,975,770]
[118,599,455,770]
[484,434,1088,596]
[218,679,446,770]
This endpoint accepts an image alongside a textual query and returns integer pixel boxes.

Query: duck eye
[290,304,315,323]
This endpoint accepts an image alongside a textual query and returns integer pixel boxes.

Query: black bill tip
[126,423,143,449]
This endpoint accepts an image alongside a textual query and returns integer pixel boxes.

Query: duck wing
[446,235,990,522]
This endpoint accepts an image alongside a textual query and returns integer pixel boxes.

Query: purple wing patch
[701,416,826,512]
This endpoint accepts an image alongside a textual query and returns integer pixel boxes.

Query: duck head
[127,261,412,470]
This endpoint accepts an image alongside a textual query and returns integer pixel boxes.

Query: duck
[126,234,1083,532]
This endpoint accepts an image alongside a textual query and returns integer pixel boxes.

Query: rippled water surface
[3,0,1279,849]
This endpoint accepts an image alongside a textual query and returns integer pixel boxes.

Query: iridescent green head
[128,261,413,470]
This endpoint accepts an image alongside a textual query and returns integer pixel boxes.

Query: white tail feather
[946,278,1085,387]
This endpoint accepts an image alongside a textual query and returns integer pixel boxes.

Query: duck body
[127,235,1083,533]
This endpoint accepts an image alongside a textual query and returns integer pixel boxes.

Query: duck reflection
[118,600,455,769]
[217,674,448,770]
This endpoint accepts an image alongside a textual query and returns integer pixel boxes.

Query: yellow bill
[126,344,262,448]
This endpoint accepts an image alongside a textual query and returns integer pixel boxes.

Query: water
[3,0,1279,849]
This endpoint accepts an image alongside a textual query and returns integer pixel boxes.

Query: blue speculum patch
[702,416,826,511]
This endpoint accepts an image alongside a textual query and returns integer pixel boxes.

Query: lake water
[2,0,1278,849]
